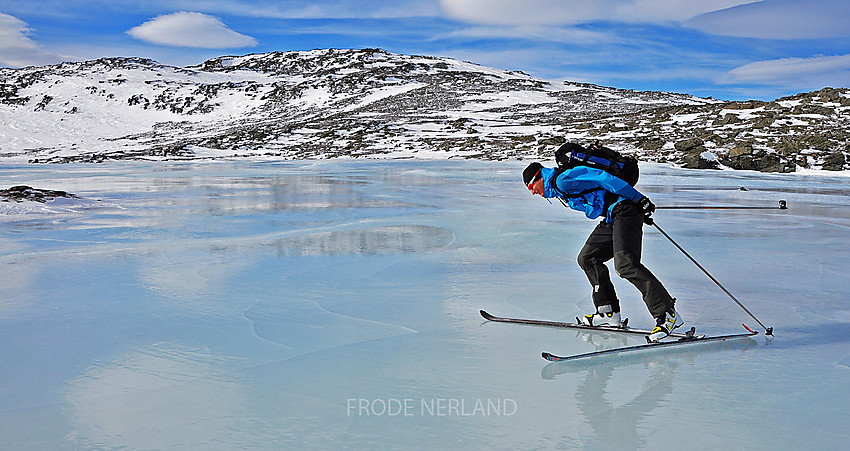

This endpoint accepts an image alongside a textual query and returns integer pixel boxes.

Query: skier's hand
[637,196,655,225]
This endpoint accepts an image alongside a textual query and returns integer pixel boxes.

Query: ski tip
[741,323,760,335]
[542,352,567,362]
[479,309,492,320]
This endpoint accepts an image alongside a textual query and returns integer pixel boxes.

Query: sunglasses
[527,169,541,190]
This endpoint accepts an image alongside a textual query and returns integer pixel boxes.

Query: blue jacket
[541,166,644,222]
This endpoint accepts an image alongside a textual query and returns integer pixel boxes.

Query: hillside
[1,48,847,171]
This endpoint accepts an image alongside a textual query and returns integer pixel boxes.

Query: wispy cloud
[686,0,850,39]
[0,0,442,20]
[127,11,257,49]
[434,24,610,46]
[0,13,64,67]
[437,0,753,25]
[723,54,850,89]
[159,0,440,19]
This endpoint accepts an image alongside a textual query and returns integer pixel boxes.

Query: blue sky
[1,0,849,100]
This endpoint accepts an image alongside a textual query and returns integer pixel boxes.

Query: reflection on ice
[266,225,455,256]
[573,361,675,450]
[64,342,245,449]
[541,334,758,379]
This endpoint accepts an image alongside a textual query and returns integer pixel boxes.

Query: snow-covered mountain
[1,48,847,171]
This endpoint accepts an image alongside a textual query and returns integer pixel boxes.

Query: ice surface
[1,160,849,449]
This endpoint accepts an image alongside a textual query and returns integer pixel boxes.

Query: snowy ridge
[1,48,847,171]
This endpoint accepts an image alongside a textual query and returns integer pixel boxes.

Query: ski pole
[651,220,774,336]
[657,200,787,210]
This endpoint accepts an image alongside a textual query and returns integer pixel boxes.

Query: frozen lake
[1,160,848,449]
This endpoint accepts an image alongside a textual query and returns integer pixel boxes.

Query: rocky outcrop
[0,186,79,203]
[675,138,719,170]
[625,86,850,172]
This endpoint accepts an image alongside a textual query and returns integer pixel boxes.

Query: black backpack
[554,142,639,186]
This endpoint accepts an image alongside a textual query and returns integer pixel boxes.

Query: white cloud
[687,0,850,39]
[723,54,850,89]
[437,0,753,25]
[0,13,64,67]
[127,11,258,49]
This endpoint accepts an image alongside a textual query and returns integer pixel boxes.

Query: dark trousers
[577,201,674,320]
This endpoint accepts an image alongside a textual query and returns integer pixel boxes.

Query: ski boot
[580,306,623,328]
[648,309,684,342]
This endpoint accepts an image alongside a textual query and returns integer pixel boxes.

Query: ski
[541,328,758,362]
[480,309,700,339]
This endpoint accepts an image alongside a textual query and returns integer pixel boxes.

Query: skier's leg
[610,202,675,319]
[577,221,620,314]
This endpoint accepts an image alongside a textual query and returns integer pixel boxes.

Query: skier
[522,161,682,342]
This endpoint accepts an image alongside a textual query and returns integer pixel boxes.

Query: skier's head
[523,162,543,188]
[523,162,545,197]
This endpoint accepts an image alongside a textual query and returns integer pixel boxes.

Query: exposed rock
[681,149,719,169]
[674,137,717,169]
[538,136,566,147]
[632,136,665,151]
[822,152,847,171]
[750,113,775,129]
[674,138,705,152]
[774,137,803,156]
[816,87,843,103]
[0,186,79,203]
[714,113,741,126]
[725,100,767,110]
[729,142,754,158]
[720,150,794,173]
[801,134,832,151]
[793,104,835,116]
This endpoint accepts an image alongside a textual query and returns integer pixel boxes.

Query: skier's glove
[637,196,655,225]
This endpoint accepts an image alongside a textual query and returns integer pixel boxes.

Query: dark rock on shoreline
[0,186,79,203]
